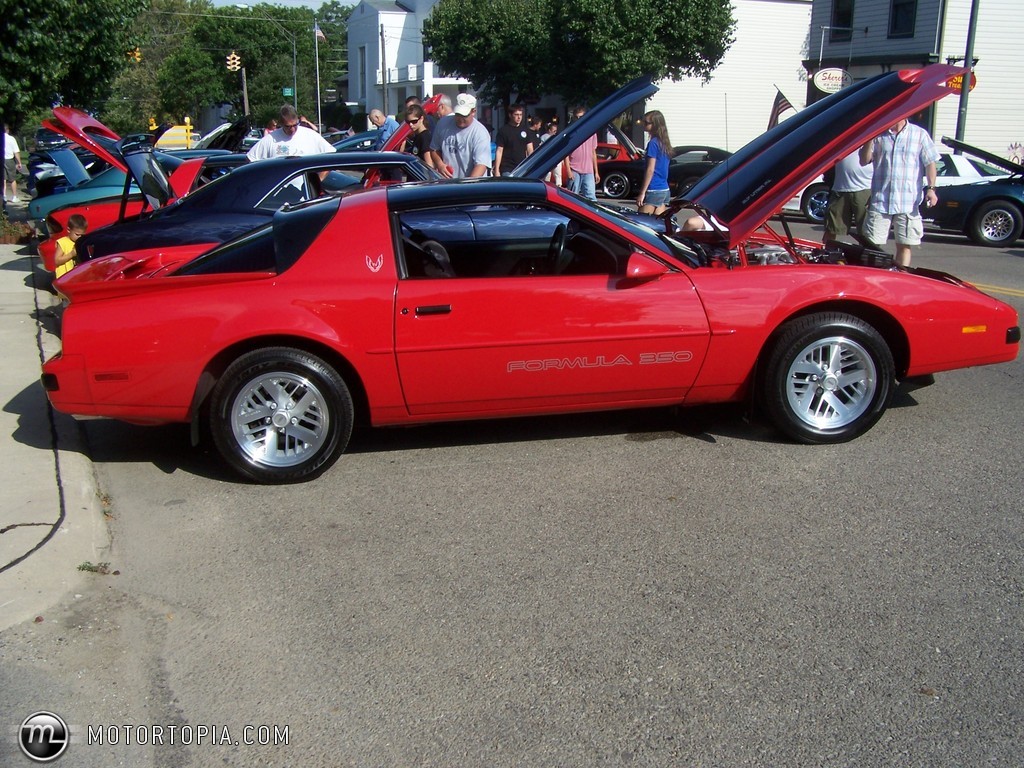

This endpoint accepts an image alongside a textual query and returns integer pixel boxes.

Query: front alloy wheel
[762,313,895,443]
[209,348,353,483]
[801,184,831,224]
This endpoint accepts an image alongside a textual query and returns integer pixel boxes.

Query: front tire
[968,200,1024,246]
[602,171,631,199]
[209,348,353,483]
[762,313,895,444]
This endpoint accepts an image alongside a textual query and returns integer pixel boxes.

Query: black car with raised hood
[923,136,1024,246]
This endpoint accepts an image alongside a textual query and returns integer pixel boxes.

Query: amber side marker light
[961,325,987,334]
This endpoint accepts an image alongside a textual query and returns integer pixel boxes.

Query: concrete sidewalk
[0,202,109,631]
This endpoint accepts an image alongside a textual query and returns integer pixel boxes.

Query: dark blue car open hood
[684,64,968,247]
[509,75,659,180]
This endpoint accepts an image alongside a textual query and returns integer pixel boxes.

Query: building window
[358,47,366,99]
[830,0,854,42]
[889,0,917,38]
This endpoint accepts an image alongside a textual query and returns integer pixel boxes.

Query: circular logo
[19,712,69,762]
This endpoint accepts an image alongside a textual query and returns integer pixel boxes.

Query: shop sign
[813,68,853,93]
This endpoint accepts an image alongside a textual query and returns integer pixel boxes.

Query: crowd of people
[122,92,945,267]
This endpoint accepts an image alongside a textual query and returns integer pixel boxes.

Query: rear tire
[968,200,1024,246]
[602,171,631,199]
[209,348,353,483]
[761,313,895,444]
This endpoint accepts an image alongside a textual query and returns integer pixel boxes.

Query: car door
[393,206,711,417]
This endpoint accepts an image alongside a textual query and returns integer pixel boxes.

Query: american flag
[314,23,326,42]
[767,88,796,130]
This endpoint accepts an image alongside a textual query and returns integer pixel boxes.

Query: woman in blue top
[636,110,673,215]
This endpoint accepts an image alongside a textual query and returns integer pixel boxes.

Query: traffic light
[226,51,241,72]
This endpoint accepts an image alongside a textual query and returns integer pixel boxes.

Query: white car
[783,152,1008,223]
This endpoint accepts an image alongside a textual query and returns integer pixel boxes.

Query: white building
[809,0,1023,161]
[346,0,473,119]
[647,0,813,151]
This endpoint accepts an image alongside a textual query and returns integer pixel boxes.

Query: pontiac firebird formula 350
[42,65,1020,483]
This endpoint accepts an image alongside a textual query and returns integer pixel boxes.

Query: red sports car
[41,66,1020,483]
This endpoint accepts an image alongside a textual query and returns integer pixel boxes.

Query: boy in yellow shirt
[54,214,87,278]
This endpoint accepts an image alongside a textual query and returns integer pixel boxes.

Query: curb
[0,243,110,632]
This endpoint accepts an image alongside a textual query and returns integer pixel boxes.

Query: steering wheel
[547,224,568,274]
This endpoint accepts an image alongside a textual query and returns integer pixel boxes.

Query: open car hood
[44,107,125,172]
[196,116,252,152]
[42,146,93,188]
[682,64,968,247]
[942,135,1024,175]
[118,136,174,212]
[509,75,658,180]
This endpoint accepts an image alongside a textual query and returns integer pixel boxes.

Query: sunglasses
[281,121,299,131]
[406,118,420,125]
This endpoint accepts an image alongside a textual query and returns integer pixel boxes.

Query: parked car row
[38,65,1019,485]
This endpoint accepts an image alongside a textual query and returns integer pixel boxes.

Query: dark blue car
[74,149,440,262]
[924,136,1024,246]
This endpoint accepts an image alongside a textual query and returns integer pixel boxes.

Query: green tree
[423,0,735,106]
[422,0,549,106]
[0,0,147,126]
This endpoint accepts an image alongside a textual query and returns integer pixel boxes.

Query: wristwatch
[924,185,935,190]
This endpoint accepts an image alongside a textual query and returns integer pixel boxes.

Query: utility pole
[954,0,981,147]
[380,24,388,113]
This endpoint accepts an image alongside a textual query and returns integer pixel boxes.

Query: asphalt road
[2,223,1022,767]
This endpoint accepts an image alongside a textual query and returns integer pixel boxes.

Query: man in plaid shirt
[860,118,939,267]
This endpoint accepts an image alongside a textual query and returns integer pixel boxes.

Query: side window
[257,175,310,210]
[397,205,627,280]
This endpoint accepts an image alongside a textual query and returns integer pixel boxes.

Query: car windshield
[555,188,701,268]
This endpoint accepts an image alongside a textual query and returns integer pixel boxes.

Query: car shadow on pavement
[348,403,774,456]
[42,403,773,484]
[4,382,59,453]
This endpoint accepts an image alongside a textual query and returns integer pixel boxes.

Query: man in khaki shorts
[859,118,939,267]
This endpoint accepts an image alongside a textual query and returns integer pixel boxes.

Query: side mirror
[623,251,669,281]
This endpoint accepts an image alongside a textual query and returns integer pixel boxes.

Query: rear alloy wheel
[209,348,353,483]
[801,184,831,224]
[968,200,1024,246]
[602,171,631,199]
[762,313,895,444]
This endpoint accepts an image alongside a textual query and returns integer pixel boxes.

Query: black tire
[801,183,831,224]
[761,313,895,444]
[209,348,353,483]
[968,200,1024,246]
[678,176,702,192]
[602,171,631,199]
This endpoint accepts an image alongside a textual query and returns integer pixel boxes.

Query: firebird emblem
[366,254,384,273]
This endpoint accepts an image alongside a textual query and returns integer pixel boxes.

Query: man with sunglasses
[247,104,336,162]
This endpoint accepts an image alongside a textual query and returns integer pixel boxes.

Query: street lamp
[235,4,298,106]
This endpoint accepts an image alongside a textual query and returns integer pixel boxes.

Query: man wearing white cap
[428,93,492,178]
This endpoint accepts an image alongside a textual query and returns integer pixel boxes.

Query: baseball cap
[453,93,477,116]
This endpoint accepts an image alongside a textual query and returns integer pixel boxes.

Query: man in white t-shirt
[4,124,23,203]
[247,105,336,162]
[824,150,873,244]
[428,94,491,178]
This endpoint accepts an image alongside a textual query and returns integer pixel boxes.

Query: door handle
[415,304,452,316]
